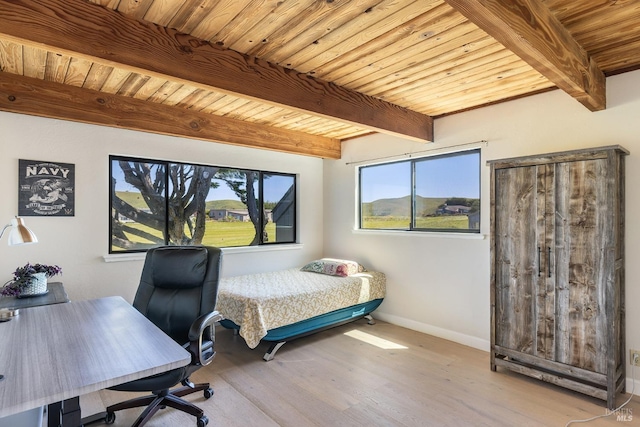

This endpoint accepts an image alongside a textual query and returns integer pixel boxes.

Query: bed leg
[263,341,286,361]
[364,314,376,325]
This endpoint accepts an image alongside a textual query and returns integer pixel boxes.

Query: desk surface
[0,282,69,309]
[0,296,191,418]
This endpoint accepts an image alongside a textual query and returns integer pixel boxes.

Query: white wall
[0,113,325,302]
[324,135,490,350]
[324,70,640,360]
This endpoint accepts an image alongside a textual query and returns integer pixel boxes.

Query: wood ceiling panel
[541,0,604,19]
[83,63,114,91]
[64,57,93,87]
[2,0,639,157]
[543,0,640,72]
[329,129,371,140]
[0,40,22,74]
[385,56,533,107]
[426,72,553,114]
[44,52,71,84]
[129,75,169,101]
[188,91,227,111]
[186,1,250,41]
[100,68,133,94]
[241,0,340,59]
[168,0,221,35]
[317,3,465,83]
[222,100,270,120]
[143,0,190,27]
[345,27,491,93]
[212,97,254,116]
[171,88,211,109]
[231,0,318,55]
[22,45,46,79]
[116,0,155,20]
[243,105,286,123]
[360,41,508,100]
[544,0,634,24]
[90,0,120,8]
[246,0,388,67]
[283,0,427,73]
[116,73,150,97]
[592,39,640,73]
[199,94,243,114]
[161,83,201,106]
[146,81,184,103]
[208,0,295,51]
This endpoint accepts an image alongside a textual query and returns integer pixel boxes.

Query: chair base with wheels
[103,378,214,427]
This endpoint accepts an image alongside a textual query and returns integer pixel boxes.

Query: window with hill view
[110,156,296,253]
[359,149,480,233]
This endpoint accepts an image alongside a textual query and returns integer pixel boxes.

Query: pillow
[300,258,366,277]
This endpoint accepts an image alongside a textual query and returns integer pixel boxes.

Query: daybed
[216,259,386,360]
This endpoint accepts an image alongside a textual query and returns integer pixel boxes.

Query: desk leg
[48,397,82,427]
[48,401,62,427]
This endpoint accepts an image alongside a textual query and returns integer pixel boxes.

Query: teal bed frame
[220,298,384,361]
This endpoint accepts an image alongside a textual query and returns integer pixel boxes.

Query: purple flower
[1,263,62,296]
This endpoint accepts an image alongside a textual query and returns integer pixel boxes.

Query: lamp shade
[4,217,38,245]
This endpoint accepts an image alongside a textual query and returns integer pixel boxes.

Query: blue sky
[210,174,293,202]
[360,152,480,203]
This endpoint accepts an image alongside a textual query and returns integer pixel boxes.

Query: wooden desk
[0,296,191,423]
[0,282,69,309]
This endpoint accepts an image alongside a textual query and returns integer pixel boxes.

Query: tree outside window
[110,156,296,252]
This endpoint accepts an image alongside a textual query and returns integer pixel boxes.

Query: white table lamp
[0,216,38,245]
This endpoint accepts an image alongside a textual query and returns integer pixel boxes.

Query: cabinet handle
[538,247,542,277]
[547,247,552,278]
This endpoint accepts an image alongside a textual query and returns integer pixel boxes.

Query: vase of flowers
[1,263,62,297]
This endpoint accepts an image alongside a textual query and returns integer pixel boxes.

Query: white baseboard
[373,312,490,352]
[627,368,640,398]
[374,312,640,397]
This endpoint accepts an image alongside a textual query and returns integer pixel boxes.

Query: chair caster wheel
[204,387,214,399]
[197,415,209,426]
[105,411,116,424]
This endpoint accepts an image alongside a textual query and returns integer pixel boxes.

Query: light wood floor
[81,320,640,426]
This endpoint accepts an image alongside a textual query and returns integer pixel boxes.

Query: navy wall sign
[18,159,75,216]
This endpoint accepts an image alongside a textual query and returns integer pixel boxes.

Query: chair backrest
[132,246,222,345]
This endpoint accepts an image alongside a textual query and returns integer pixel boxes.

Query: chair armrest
[188,310,224,366]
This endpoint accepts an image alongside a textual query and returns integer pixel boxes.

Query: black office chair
[103,246,223,427]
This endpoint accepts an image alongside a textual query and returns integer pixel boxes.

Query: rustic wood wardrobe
[488,146,628,409]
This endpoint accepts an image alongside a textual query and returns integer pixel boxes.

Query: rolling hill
[362,196,475,217]
[115,191,246,211]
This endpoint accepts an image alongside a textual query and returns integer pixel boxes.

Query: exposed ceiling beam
[0,73,342,159]
[445,0,606,111]
[0,0,434,142]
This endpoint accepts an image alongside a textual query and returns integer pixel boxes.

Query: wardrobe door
[494,165,546,355]
[553,158,609,373]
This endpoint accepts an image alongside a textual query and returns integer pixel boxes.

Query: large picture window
[359,149,480,233]
[110,156,296,253]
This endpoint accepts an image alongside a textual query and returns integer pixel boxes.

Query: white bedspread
[216,269,386,348]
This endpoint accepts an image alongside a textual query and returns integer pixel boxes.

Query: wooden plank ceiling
[0,0,639,159]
